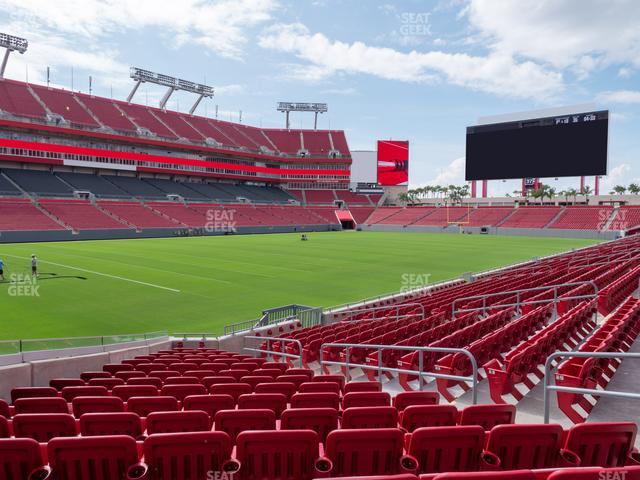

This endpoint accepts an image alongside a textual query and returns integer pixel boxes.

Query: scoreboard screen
[465,110,608,181]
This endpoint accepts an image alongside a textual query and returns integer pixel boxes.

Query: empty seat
[401,405,458,432]
[12,413,77,442]
[214,409,276,444]
[342,406,399,429]
[138,431,238,479]
[127,377,163,388]
[393,391,440,411]
[41,435,139,480]
[102,363,134,374]
[202,376,237,389]
[13,397,69,415]
[406,425,494,475]
[485,424,579,470]
[432,471,535,479]
[459,404,516,430]
[88,377,126,389]
[344,381,382,394]
[285,368,314,379]
[79,412,142,438]
[0,399,9,418]
[280,407,338,443]
[113,385,159,401]
[546,467,640,479]
[312,374,345,391]
[323,428,415,477]
[0,416,8,438]
[276,374,309,389]
[239,375,275,390]
[146,410,211,434]
[235,430,323,480]
[164,376,200,385]
[183,394,235,417]
[61,386,108,402]
[564,422,638,468]
[50,378,85,390]
[291,392,340,410]
[342,391,391,409]
[114,371,146,381]
[80,371,111,382]
[160,384,206,402]
[237,393,287,419]
[209,382,252,401]
[11,387,57,403]
[0,438,45,480]
[126,396,179,417]
[72,396,124,417]
[299,381,341,394]
[254,381,297,400]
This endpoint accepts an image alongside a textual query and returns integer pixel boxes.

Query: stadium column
[580,176,585,193]
[595,175,600,196]
[521,179,526,197]
[470,181,477,198]
[482,180,488,198]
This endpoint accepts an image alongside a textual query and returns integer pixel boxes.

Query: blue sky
[0,0,639,195]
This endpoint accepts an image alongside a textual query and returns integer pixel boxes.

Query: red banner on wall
[377,140,409,186]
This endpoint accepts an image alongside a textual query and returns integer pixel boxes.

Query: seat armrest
[314,456,333,477]
[558,448,581,467]
[627,448,640,465]
[399,454,419,474]
[222,459,241,474]
[480,450,501,470]
[29,466,52,480]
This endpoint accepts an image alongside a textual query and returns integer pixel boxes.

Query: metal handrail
[242,335,303,368]
[341,303,426,321]
[451,281,598,319]
[543,350,640,423]
[319,342,479,404]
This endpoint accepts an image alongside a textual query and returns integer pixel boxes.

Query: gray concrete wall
[0,363,31,402]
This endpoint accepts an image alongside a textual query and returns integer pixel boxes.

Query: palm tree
[583,185,593,204]
[628,183,640,195]
[397,192,410,205]
[566,188,578,204]
[613,185,626,195]
[560,190,569,204]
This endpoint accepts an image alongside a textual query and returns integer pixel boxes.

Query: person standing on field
[31,254,37,277]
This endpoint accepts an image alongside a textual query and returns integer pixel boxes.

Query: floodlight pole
[314,111,319,130]
[127,80,142,103]
[0,33,29,78]
[159,86,175,109]
[0,49,11,78]
[189,93,205,114]
[285,111,290,129]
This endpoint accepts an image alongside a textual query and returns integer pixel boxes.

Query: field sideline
[0,232,598,340]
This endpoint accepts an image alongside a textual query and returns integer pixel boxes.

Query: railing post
[543,352,556,424]
[377,349,382,380]
[418,350,424,390]
[345,346,350,382]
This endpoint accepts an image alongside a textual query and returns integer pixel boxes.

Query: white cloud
[600,163,633,193]
[597,90,640,104]
[321,87,358,96]
[0,0,278,60]
[415,157,466,187]
[216,84,245,95]
[465,0,640,76]
[258,23,563,101]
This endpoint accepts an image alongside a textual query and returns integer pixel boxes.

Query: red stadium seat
[14,397,69,415]
[299,381,341,394]
[11,387,57,403]
[285,368,315,379]
[276,374,310,389]
[432,471,535,479]
[11,413,77,442]
[564,422,639,467]
[87,377,126,389]
[145,410,211,434]
[114,371,147,382]
[61,385,108,402]
[80,371,111,382]
[239,375,274,390]
[459,404,516,430]
[136,431,238,479]
[126,396,179,417]
[546,467,640,479]
[0,438,45,480]
[485,424,579,470]
[40,435,139,480]
[50,378,85,390]
[406,425,494,475]
[79,412,142,438]
[113,385,159,402]
[163,376,200,385]
[280,407,338,443]
[72,396,124,417]
[160,384,206,402]
[312,374,345,391]
[323,428,416,477]
[394,391,440,411]
[202,376,237,389]
[102,363,134,375]
[214,409,276,444]
[342,406,399,429]
[344,381,382,394]
[0,399,9,418]
[235,430,323,480]
[0,416,8,438]
[291,392,340,410]
[127,377,163,388]
[237,393,287,419]
[210,382,252,401]
[401,405,459,433]
[342,391,391,409]
[254,381,297,400]
[183,394,235,417]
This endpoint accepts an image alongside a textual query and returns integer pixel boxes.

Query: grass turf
[0,231,598,341]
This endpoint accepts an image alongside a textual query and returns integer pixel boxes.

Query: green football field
[0,232,598,341]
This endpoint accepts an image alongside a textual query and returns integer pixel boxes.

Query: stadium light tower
[277,102,328,130]
[0,33,28,78]
[127,67,214,113]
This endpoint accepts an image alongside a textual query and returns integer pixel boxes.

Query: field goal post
[446,203,471,230]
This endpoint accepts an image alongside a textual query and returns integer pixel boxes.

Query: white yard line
[1,254,181,293]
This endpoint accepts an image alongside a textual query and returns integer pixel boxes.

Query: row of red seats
[556,296,640,423]
[2,422,638,479]
[598,264,640,315]
[484,300,597,404]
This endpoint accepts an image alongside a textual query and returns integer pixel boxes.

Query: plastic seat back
[400,405,458,432]
[146,410,211,434]
[546,466,640,479]
[254,381,297,400]
[235,430,320,480]
[565,422,638,468]
[393,391,440,411]
[142,431,235,479]
[342,406,399,429]
[0,438,44,480]
[61,385,108,402]
[209,383,252,401]
[344,381,382,394]
[126,396,179,417]
[407,425,486,474]
[459,404,516,430]
[312,374,345,392]
[214,409,276,444]
[12,413,77,442]
[342,391,390,409]
[183,394,235,417]
[14,397,69,415]
[291,392,340,410]
[45,435,138,480]
[11,387,57,403]
[280,408,338,443]
[50,378,85,390]
[237,393,287,419]
[160,384,206,402]
[79,412,142,438]
[486,424,566,470]
[299,382,341,394]
[72,396,124,417]
[324,428,406,477]
[432,471,536,479]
